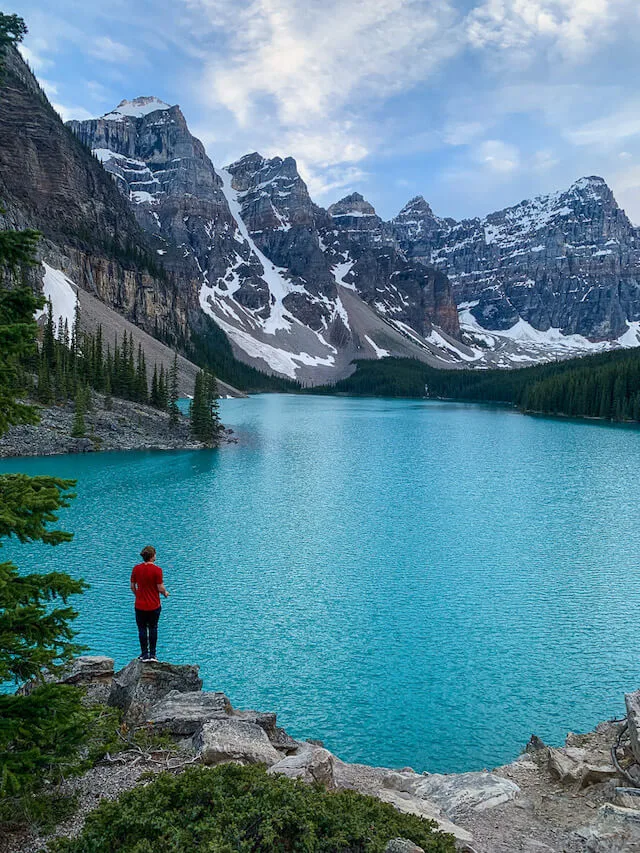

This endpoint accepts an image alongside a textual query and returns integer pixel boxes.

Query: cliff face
[324,192,460,338]
[393,179,640,340]
[0,49,195,344]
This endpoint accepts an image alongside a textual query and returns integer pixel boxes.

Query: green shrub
[0,684,91,798]
[51,763,456,852]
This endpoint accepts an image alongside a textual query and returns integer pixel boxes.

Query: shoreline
[0,394,236,459]
[5,656,640,853]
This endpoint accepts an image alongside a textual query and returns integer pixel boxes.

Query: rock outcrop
[0,49,194,347]
[108,659,203,723]
[20,655,640,852]
[195,718,283,767]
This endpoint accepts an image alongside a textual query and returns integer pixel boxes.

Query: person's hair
[140,545,156,562]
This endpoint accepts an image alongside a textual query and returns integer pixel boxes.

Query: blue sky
[12,0,640,222]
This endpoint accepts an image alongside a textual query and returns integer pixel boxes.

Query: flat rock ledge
[13,657,640,853]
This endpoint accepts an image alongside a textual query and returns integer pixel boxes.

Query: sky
[12,0,640,222]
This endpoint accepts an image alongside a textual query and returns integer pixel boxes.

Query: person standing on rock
[130,545,169,662]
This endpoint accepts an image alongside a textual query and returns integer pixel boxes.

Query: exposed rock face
[392,179,640,340]
[268,743,336,787]
[0,48,193,346]
[547,745,619,787]
[108,659,203,723]
[17,656,115,705]
[625,690,640,764]
[325,191,460,338]
[145,689,231,735]
[194,718,283,767]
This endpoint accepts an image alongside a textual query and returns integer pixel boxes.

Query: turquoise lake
[2,394,640,774]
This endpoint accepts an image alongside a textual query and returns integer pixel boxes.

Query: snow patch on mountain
[101,97,171,121]
[36,263,78,331]
[219,168,299,334]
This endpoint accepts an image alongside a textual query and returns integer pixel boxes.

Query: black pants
[135,607,161,657]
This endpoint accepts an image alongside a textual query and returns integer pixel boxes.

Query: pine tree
[71,387,86,437]
[168,352,180,426]
[190,370,222,444]
[42,301,56,368]
[150,364,159,407]
[158,364,168,410]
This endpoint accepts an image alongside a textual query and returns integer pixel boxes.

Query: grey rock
[577,803,640,852]
[145,689,231,735]
[393,178,640,341]
[194,718,282,767]
[377,788,474,844]
[18,655,115,705]
[384,841,425,853]
[625,691,640,764]
[526,734,547,753]
[548,745,619,787]
[412,770,520,820]
[268,744,335,787]
[614,788,640,809]
[108,659,202,723]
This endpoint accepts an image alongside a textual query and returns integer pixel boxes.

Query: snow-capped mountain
[69,104,465,381]
[68,95,640,378]
[393,178,640,345]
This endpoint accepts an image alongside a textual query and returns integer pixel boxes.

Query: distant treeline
[308,348,640,423]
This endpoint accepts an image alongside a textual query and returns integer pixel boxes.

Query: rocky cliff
[393,178,640,342]
[69,106,466,381]
[0,51,196,346]
[11,655,640,853]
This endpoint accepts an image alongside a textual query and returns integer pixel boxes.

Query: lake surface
[2,395,640,773]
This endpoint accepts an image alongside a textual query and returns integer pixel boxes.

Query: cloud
[50,102,95,122]
[466,0,625,61]
[18,43,51,71]
[610,164,640,224]
[567,103,640,148]
[191,0,461,176]
[476,139,520,173]
[88,36,134,63]
[532,148,559,171]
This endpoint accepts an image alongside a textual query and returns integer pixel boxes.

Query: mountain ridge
[66,91,640,375]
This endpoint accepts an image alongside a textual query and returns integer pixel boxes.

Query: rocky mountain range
[393,178,640,343]
[68,93,640,379]
[5,43,640,385]
[69,100,467,382]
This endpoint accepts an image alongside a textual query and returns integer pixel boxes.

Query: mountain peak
[396,195,436,220]
[328,192,376,218]
[101,97,172,121]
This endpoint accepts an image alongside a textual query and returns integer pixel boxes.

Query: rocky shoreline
[0,395,236,458]
[6,656,640,853]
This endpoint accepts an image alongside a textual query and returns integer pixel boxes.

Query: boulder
[577,803,640,852]
[232,708,299,751]
[377,789,474,845]
[194,718,282,767]
[18,655,115,705]
[548,746,619,787]
[108,659,202,723]
[145,690,231,735]
[613,788,640,809]
[268,744,335,787]
[412,771,520,820]
[625,691,640,764]
[384,841,424,853]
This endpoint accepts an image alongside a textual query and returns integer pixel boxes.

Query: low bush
[51,763,456,852]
